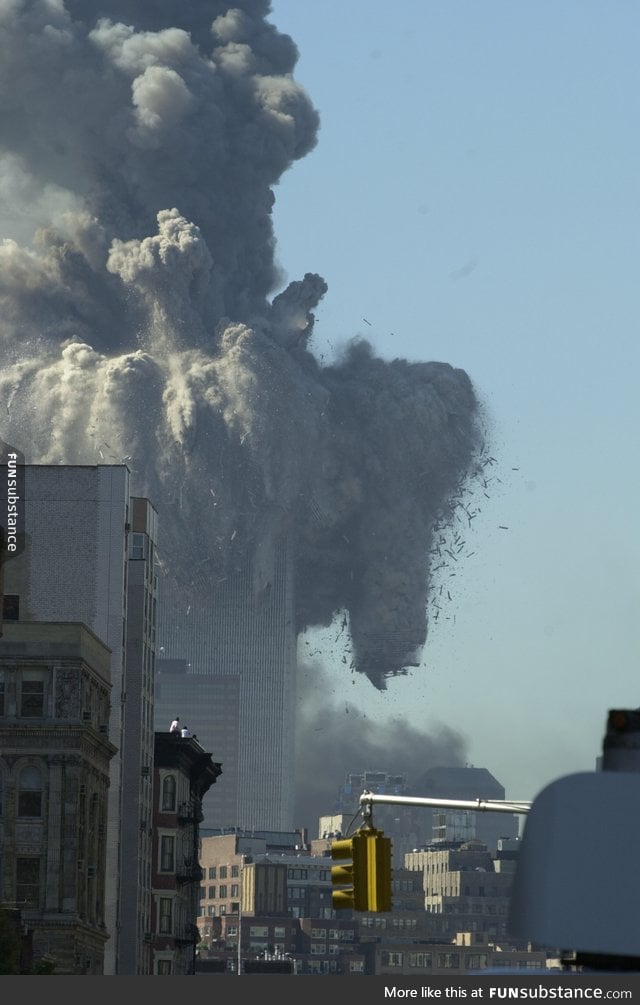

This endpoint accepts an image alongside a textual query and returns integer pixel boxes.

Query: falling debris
[0,2,483,695]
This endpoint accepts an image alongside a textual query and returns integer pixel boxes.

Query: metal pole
[359,791,531,816]
[237,855,243,976]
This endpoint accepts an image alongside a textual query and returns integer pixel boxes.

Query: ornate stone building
[0,621,116,974]
[151,730,221,976]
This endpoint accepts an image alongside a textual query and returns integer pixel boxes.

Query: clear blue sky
[269,0,640,802]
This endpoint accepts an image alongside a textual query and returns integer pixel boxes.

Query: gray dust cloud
[0,3,482,703]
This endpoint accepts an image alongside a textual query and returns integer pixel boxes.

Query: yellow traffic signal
[331,833,366,910]
[368,828,392,913]
[331,828,392,912]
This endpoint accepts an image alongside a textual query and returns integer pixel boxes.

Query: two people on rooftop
[170,717,191,738]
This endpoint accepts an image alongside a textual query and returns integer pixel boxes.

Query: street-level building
[0,621,116,974]
[151,730,221,976]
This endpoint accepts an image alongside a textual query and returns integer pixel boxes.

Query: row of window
[309,927,355,940]
[201,864,329,883]
[201,884,239,899]
[380,951,490,969]
[361,917,418,929]
[204,864,239,880]
[203,903,239,916]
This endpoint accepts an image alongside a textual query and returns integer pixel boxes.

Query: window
[436,953,460,969]
[408,952,433,968]
[230,884,239,897]
[157,959,172,976]
[207,906,216,917]
[161,775,176,812]
[381,951,403,967]
[465,954,488,970]
[18,766,43,817]
[219,904,226,915]
[250,926,268,937]
[219,865,227,879]
[208,866,216,879]
[16,857,40,908]
[19,673,45,717]
[350,961,365,973]
[158,897,173,934]
[231,864,239,877]
[209,886,216,898]
[218,884,227,898]
[0,678,4,716]
[130,533,148,560]
[160,835,175,872]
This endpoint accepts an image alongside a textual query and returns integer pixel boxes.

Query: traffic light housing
[331,828,392,912]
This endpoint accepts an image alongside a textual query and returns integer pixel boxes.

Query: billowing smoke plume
[0,1,481,688]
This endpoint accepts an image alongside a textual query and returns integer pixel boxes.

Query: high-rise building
[154,659,239,830]
[118,497,158,974]
[156,535,296,831]
[2,465,158,974]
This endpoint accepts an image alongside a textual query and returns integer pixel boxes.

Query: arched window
[18,766,43,817]
[161,775,176,812]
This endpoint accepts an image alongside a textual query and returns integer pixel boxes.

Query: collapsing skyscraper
[157,537,296,831]
[0,4,483,836]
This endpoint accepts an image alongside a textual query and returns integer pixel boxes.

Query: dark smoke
[294,661,469,837]
[0,2,482,689]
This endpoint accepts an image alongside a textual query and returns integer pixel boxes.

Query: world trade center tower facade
[155,533,297,834]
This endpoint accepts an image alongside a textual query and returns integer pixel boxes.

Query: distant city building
[154,658,240,830]
[2,465,159,973]
[330,770,424,865]
[156,535,296,831]
[404,839,514,941]
[0,621,116,974]
[151,730,221,976]
[414,766,520,852]
[194,829,552,976]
